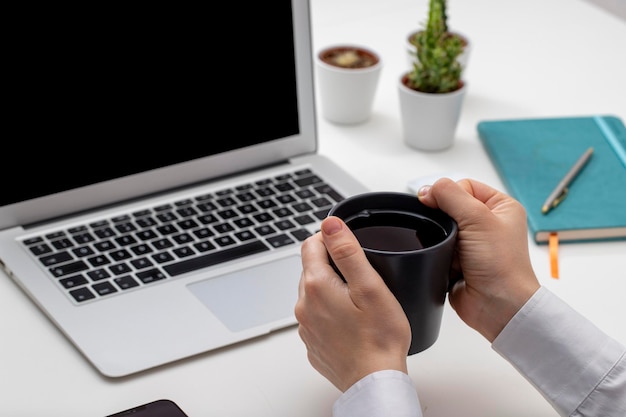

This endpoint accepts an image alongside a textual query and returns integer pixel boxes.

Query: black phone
[106,399,189,417]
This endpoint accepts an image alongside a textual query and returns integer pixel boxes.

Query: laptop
[0,0,368,377]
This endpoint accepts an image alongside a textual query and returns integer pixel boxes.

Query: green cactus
[405,0,464,94]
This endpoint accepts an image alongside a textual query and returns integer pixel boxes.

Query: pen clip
[551,187,569,208]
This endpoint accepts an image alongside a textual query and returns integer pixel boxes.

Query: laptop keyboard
[21,168,344,304]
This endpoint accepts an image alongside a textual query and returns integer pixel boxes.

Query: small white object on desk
[406,172,467,194]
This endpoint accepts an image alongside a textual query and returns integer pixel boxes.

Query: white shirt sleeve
[333,369,422,417]
[492,286,626,417]
[331,286,626,417]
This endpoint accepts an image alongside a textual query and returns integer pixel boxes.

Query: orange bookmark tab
[549,232,559,279]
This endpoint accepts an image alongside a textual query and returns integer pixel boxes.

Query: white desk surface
[2,1,625,416]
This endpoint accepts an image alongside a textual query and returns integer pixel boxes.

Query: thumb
[321,216,391,301]
[417,178,497,223]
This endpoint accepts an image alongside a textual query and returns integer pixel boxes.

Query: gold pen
[541,147,594,215]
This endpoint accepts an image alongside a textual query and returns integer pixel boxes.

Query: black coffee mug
[327,191,458,355]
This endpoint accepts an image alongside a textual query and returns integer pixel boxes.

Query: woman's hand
[295,216,411,392]
[418,178,541,342]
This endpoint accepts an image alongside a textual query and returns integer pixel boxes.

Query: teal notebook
[477,115,626,244]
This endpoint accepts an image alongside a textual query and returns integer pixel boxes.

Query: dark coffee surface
[347,211,447,251]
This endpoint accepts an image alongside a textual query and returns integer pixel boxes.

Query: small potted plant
[316,45,383,124]
[398,0,467,151]
[405,3,470,70]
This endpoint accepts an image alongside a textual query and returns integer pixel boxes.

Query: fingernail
[322,216,343,235]
[417,185,431,198]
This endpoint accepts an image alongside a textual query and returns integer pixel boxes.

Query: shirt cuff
[492,286,626,415]
[333,370,422,417]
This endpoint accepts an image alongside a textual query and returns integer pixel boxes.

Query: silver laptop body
[0,0,368,377]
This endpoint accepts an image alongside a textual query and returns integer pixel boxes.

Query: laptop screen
[4,1,312,209]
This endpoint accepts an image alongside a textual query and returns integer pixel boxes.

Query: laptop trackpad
[187,256,301,332]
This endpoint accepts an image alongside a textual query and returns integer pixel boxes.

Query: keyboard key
[237,204,257,214]
[172,233,193,245]
[257,199,277,209]
[193,228,214,239]
[115,222,137,233]
[234,230,256,241]
[197,201,218,212]
[136,217,158,228]
[156,224,178,235]
[60,274,88,289]
[40,251,73,267]
[276,194,296,204]
[152,252,175,264]
[152,238,174,250]
[163,240,269,276]
[213,223,234,234]
[156,212,177,223]
[233,218,254,228]
[236,192,256,202]
[70,287,96,302]
[255,225,276,236]
[136,230,158,241]
[175,199,193,207]
[294,214,316,225]
[110,249,132,261]
[46,231,66,240]
[93,281,118,296]
[217,209,238,220]
[216,196,237,207]
[94,227,116,239]
[51,238,74,250]
[130,257,153,269]
[72,246,95,257]
[214,236,237,247]
[87,269,111,281]
[313,208,331,220]
[73,232,95,244]
[314,184,344,202]
[292,202,313,212]
[275,219,296,230]
[114,275,140,290]
[198,214,219,224]
[177,219,199,230]
[293,175,322,187]
[291,229,313,241]
[272,207,294,218]
[112,214,131,223]
[295,189,315,199]
[173,246,195,258]
[136,268,167,284]
[266,234,295,248]
[94,240,115,251]
[115,235,138,246]
[23,236,44,245]
[109,263,132,275]
[50,260,89,277]
[68,225,88,234]
[253,213,273,223]
[131,244,152,256]
[311,196,332,208]
[28,242,52,256]
[176,206,198,218]
[87,254,111,267]
[193,241,216,252]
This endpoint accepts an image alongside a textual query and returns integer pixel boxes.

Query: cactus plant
[404,0,464,94]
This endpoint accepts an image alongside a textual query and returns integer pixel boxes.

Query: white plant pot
[405,31,471,71]
[315,45,383,125]
[398,75,466,151]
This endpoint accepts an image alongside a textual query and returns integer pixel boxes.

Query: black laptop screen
[4,2,299,205]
